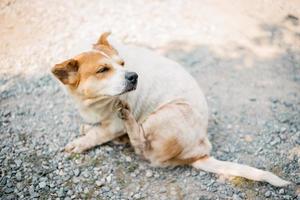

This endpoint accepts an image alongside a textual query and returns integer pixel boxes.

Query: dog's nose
[125,72,138,84]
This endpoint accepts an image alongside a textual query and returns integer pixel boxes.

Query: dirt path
[1,0,299,199]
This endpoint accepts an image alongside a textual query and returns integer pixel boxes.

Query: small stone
[270,137,280,146]
[145,170,153,178]
[72,177,80,183]
[15,159,22,167]
[133,193,141,199]
[74,169,80,177]
[207,180,215,186]
[0,177,7,186]
[279,188,285,194]
[31,192,40,198]
[280,127,287,133]
[244,135,253,142]
[82,171,89,178]
[5,187,14,194]
[29,185,35,194]
[67,189,73,196]
[84,188,89,194]
[39,181,47,188]
[226,189,233,197]
[199,171,206,176]
[270,97,279,103]
[283,101,292,107]
[96,180,104,187]
[154,173,160,178]
[105,146,113,152]
[16,182,25,191]
[106,175,112,183]
[283,195,292,200]
[57,188,65,197]
[233,194,242,200]
[265,191,271,198]
[125,156,132,162]
[16,172,22,181]
[279,134,287,140]
[191,170,197,176]
[102,186,110,192]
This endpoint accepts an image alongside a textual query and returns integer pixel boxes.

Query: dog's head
[51,32,138,98]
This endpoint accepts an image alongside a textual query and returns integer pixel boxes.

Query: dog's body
[52,33,290,187]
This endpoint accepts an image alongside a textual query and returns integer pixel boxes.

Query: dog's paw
[115,100,131,120]
[118,107,130,120]
[64,136,92,153]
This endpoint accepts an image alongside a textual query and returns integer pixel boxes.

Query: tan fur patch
[158,137,208,165]
[162,137,183,159]
[75,52,115,83]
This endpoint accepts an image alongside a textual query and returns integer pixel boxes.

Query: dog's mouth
[119,81,137,95]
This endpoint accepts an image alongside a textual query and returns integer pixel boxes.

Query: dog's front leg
[64,125,124,153]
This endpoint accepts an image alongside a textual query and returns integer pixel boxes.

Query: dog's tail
[191,156,290,187]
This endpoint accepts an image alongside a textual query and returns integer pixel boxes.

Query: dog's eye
[120,61,125,66]
[97,67,109,73]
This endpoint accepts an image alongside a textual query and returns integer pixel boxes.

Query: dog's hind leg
[117,102,147,155]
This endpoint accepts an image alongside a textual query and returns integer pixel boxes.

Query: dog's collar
[83,121,101,127]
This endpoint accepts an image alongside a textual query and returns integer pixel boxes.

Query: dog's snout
[125,72,138,84]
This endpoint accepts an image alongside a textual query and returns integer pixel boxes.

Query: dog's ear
[96,32,111,47]
[51,59,79,85]
[93,32,116,50]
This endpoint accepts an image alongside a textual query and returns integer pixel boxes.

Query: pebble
[82,171,90,178]
[16,182,25,191]
[5,188,14,194]
[49,182,56,188]
[74,169,80,177]
[84,187,89,194]
[279,188,285,194]
[57,188,65,197]
[96,180,104,187]
[16,172,22,181]
[0,177,7,186]
[15,159,22,167]
[199,171,206,176]
[125,156,132,162]
[133,193,141,199]
[145,170,153,178]
[39,181,47,188]
[265,191,271,198]
[191,170,198,176]
[280,127,287,133]
[153,173,159,179]
[270,137,280,146]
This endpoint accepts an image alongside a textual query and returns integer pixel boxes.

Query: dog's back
[115,43,208,125]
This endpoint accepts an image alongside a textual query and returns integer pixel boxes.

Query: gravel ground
[0,0,300,199]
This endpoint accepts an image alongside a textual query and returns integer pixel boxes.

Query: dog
[51,32,290,187]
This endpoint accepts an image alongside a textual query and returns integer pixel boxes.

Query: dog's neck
[74,94,119,124]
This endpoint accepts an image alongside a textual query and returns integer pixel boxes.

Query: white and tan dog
[52,32,290,187]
